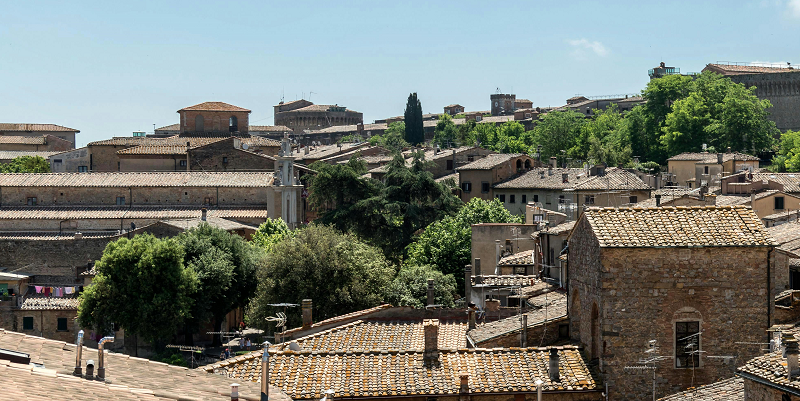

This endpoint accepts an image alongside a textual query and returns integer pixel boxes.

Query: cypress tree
[404,93,424,145]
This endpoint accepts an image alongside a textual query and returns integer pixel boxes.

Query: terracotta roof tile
[248,125,292,132]
[494,168,586,189]
[20,295,79,310]
[457,153,526,171]
[753,173,800,194]
[582,205,775,248]
[468,292,567,344]
[0,150,62,160]
[0,135,50,144]
[0,207,268,221]
[737,352,800,393]
[203,345,598,399]
[657,376,743,401]
[0,123,79,132]
[0,172,273,187]
[472,275,539,287]
[178,102,251,112]
[705,63,799,75]
[667,152,759,162]
[498,250,534,266]
[154,124,180,131]
[572,168,651,191]
[766,223,800,257]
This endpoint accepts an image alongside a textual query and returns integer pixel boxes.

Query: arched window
[195,115,205,132]
[229,116,238,132]
[516,159,522,170]
[525,160,532,169]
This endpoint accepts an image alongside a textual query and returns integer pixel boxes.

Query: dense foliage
[248,224,396,328]
[0,155,50,173]
[252,217,294,251]
[369,122,409,151]
[385,264,457,308]
[771,130,800,172]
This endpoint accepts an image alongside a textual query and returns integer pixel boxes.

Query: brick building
[568,205,776,400]
[274,99,363,133]
[444,104,465,115]
[0,123,79,147]
[665,151,760,188]
[0,135,74,152]
[177,101,251,134]
[457,153,536,203]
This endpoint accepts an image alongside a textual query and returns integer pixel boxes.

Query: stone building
[0,135,73,152]
[369,146,495,181]
[491,93,516,116]
[561,95,645,116]
[444,104,465,115]
[274,99,363,133]
[457,153,536,203]
[703,63,800,132]
[665,151,760,188]
[177,101,251,134]
[568,205,776,400]
[0,123,79,147]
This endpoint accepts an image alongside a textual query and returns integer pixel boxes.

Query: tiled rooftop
[0,123,79,132]
[753,173,800,194]
[280,304,393,337]
[90,135,279,148]
[0,135,51,144]
[657,377,743,401]
[737,352,800,393]
[539,221,576,236]
[705,63,798,75]
[249,125,292,132]
[0,329,289,401]
[275,320,468,352]
[766,223,800,257]
[572,168,651,191]
[0,207,268,221]
[0,172,273,187]
[154,123,180,131]
[582,205,775,248]
[472,275,539,287]
[287,104,359,113]
[159,216,257,232]
[468,292,567,344]
[178,102,251,112]
[498,250,534,266]
[0,150,62,160]
[495,167,650,191]
[20,295,80,310]
[667,152,760,162]
[457,153,526,171]
[203,346,598,399]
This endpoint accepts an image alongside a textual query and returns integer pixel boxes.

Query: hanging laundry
[64,287,74,295]
[56,287,63,297]
[35,286,43,294]
[44,287,51,296]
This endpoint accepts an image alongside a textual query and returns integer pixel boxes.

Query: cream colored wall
[667,160,697,186]
[752,193,800,218]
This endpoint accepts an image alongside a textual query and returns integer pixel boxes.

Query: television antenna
[166,344,205,368]
[267,303,298,343]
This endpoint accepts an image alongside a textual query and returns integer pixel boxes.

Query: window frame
[446,159,454,170]
[521,194,527,204]
[585,195,595,205]
[481,182,490,193]
[179,160,188,167]
[509,194,516,204]
[675,321,701,369]
[27,197,37,206]
[776,196,785,211]
[629,196,638,204]
[461,182,472,193]
[23,316,34,331]
[497,194,506,203]
[57,317,68,332]
[116,196,126,206]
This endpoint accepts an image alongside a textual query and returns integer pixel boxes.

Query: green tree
[248,224,395,329]
[573,105,632,166]
[385,264,457,308]
[176,224,261,345]
[0,155,51,173]
[406,198,522,291]
[351,152,462,259]
[404,92,424,145]
[252,217,293,251]
[78,234,197,347]
[771,130,800,172]
[433,114,458,148]
[369,122,409,151]
[531,110,586,164]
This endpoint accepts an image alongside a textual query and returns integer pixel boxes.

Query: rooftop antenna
[165,344,205,368]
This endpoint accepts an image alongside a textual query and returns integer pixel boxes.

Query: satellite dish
[242,143,249,150]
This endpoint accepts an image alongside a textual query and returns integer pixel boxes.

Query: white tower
[272,134,302,228]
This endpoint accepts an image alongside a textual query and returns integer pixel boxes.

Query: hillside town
[4,2,800,398]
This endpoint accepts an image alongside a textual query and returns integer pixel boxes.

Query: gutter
[737,372,800,397]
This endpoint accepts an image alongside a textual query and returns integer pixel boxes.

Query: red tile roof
[0,172,273,187]
[0,207,269,220]
[704,63,799,76]
[178,102,251,112]
[0,123,79,132]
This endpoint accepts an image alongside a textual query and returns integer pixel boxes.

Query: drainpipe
[97,336,114,381]
[261,343,270,401]
[536,379,543,401]
[768,248,773,341]
[73,330,84,376]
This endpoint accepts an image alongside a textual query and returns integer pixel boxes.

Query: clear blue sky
[2,0,799,147]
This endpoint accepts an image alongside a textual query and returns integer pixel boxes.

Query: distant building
[178,101,251,134]
[648,61,684,80]
[0,135,73,153]
[274,99,363,133]
[490,93,516,116]
[0,123,79,147]
[443,104,464,115]
[665,151,760,188]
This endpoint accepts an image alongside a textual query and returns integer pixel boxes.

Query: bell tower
[270,134,302,228]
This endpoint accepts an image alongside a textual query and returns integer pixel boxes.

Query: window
[467,155,474,162]
[509,194,516,203]
[545,194,551,204]
[497,194,506,203]
[23,316,33,330]
[533,194,539,202]
[776,196,785,210]
[481,182,490,193]
[704,166,709,175]
[180,160,187,167]
[675,321,700,368]
[446,160,453,170]
[53,159,63,163]
[78,166,88,172]
[27,197,37,206]
[229,116,239,132]
[521,194,527,204]
[461,182,472,193]
[57,318,68,331]
[629,196,638,204]
[223,157,228,163]
[116,197,125,206]
[585,195,595,205]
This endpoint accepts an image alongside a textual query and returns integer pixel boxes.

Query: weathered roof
[435,172,459,183]
[0,329,289,401]
[111,136,280,154]
[540,221,576,236]
[159,217,257,232]
[753,173,800,194]
[203,346,598,399]
[472,275,538,287]
[0,172,273,187]
[0,150,62,160]
[154,123,180,131]
[178,102,251,112]
[306,123,387,135]
[117,145,189,155]
[667,152,760,162]
[468,292,567,344]
[457,153,526,171]
[280,304,394,338]
[498,250,534,266]
[0,135,51,144]
[0,123,79,132]
[657,377,743,401]
[20,295,80,310]
[275,319,468,352]
[704,63,798,76]
[494,168,587,189]
[766,223,800,257]
[737,352,800,394]
[283,104,359,114]
[572,168,651,191]
[0,207,268,221]
[248,125,292,132]
[582,205,775,248]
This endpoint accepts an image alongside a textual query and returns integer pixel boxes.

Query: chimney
[549,157,557,169]
[73,330,84,376]
[459,374,470,399]
[495,240,502,274]
[562,172,568,183]
[427,279,435,306]
[186,141,191,172]
[520,315,528,347]
[74,232,83,240]
[467,304,476,331]
[423,319,439,362]
[201,208,207,221]
[474,258,481,276]
[231,383,240,401]
[304,145,310,155]
[787,337,800,381]
[548,348,560,382]
[85,359,95,380]
[261,345,270,401]
[727,146,732,153]
[96,336,114,381]
[464,265,472,303]
[655,194,662,207]
[302,299,313,328]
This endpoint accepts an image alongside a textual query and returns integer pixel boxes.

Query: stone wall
[6,309,78,343]
[471,223,538,275]
[180,110,250,134]
[730,71,800,132]
[189,143,276,172]
[569,228,774,400]
[0,186,269,206]
[472,315,569,348]
[743,377,800,401]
